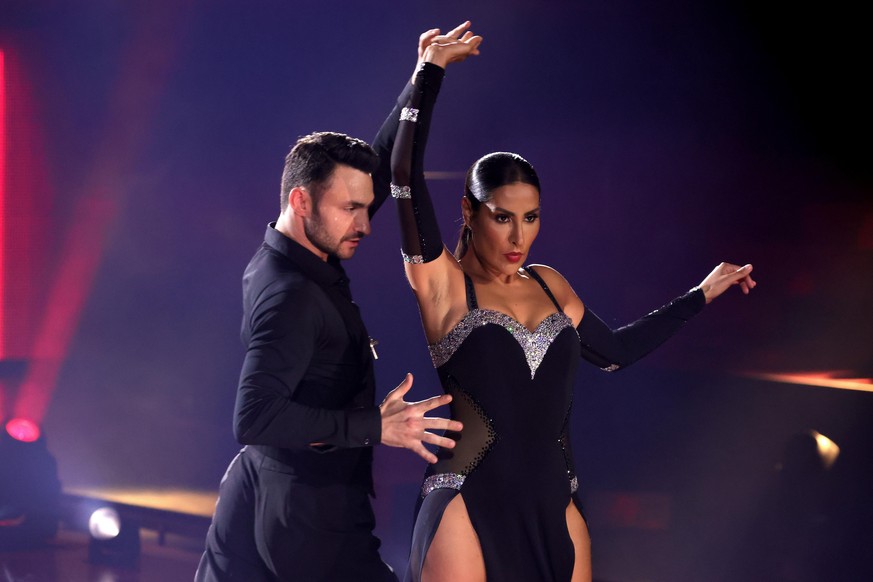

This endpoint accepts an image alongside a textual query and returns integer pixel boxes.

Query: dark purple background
[3,1,871,578]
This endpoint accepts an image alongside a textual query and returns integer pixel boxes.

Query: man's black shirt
[233,224,382,491]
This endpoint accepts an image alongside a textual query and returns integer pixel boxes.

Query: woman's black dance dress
[389,62,705,582]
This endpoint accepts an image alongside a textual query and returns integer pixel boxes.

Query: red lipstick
[505,252,523,263]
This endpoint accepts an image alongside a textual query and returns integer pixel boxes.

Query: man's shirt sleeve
[233,283,381,449]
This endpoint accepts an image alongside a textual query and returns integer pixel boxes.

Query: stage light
[0,420,60,548]
[89,507,121,540]
[87,506,140,568]
[811,430,840,470]
[5,418,40,442]
[778,429,840,474]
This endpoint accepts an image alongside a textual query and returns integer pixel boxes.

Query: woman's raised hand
[416,21,483,71]
[698,262,757,304]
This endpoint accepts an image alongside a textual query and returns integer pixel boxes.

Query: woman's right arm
[390,24,482,341]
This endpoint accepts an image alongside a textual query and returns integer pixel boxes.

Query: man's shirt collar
[264,222,349,289]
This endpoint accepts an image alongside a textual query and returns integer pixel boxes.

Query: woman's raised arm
[389,23,482,340]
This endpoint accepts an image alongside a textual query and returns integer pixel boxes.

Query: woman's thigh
[566,501,592,582]
[422,493,486,582]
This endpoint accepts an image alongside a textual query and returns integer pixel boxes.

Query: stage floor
[0,527,203,582]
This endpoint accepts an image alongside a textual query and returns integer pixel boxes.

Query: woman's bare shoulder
[526,263,585,324]
[526,263,572,294]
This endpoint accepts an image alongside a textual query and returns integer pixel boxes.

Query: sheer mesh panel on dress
[422,374,497,497]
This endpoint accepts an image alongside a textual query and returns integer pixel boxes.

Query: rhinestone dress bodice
[411,270,584,581]
[429,309,574,378]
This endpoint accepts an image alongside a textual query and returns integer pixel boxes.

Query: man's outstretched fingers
[422,432,458,449]
[415,446,438,465]
[414,393,452,413]
[384,373,414,404]
[423,416,463,433]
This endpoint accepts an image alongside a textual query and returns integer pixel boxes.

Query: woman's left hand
[416,21,483,71]
[698,262,757,304]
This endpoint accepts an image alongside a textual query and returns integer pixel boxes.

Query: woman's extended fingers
[425,37,483,66]
[418,28,440,55]
[444,20,471,39]
[699,262,756,302]
[431,22,475,47]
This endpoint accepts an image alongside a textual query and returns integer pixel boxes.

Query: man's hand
[698,262,757,303]
[380,373,463,464]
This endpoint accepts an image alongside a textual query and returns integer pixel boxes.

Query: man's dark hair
[280,131,379,212]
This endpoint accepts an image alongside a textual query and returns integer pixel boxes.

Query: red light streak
[0,50,6,359]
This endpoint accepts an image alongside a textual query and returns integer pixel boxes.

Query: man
[195,24,480,581]
[194,129,462,581]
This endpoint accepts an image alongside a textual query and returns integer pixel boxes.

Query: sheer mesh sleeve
[578,287,706,371]
[390,62,446,264]
[369,81,416,218]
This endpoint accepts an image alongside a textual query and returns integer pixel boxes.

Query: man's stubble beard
[303,206,360,260]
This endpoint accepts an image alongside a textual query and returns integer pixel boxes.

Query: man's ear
[289,186,312,217]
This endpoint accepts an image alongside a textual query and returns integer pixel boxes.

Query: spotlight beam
[743,371,873,393]
[10,3,197,423]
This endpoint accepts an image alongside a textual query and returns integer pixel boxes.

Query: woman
[391,24,756,582]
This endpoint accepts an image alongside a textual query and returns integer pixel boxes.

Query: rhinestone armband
[390,183,411,199]
[401,250,424,264]
[400,107,419,122]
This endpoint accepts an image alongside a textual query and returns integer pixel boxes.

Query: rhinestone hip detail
[421,473,466,498]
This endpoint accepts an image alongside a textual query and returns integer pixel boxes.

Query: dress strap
[463,273,479,310]
[524,266,563,312]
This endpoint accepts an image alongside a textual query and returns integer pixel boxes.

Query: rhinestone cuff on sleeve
[421,473,466,497]
[400,107,419,122]
[391,183,411,199]
[401,250,424,264]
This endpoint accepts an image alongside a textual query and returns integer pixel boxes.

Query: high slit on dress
[406,269,585,582]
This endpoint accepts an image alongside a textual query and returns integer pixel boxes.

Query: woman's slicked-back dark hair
[280,131,379,212]
[455,152,541,258]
